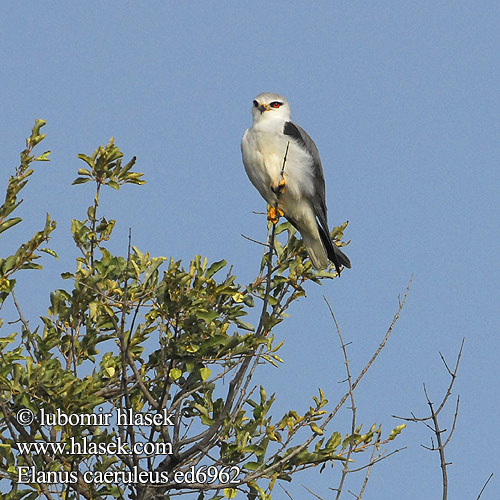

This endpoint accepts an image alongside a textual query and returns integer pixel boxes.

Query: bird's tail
[318,225,351,275]
[301,230,330,270]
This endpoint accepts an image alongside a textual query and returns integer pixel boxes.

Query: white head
[250,92,291,124]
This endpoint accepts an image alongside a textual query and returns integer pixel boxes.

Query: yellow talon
[267,206,284,224]
[271,177,286,195]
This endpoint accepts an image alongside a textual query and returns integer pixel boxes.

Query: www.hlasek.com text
[17,435,172,456]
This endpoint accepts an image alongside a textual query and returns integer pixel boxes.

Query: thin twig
[89,181,102,269]
[324,298,356,500]
[11,290,30,333]
[423,386,448,500]
[346,447,407,474]
[395,339,465,423]
[476,473,494,500]
[357,437,379,499]
[443,395,460,448]
[255,220,277,336]
[434,338,464,416]
[281,142,290,176]
[280,484,295,500]
[394,339,466,500]
[302,484,327,500]
[241,233,269,247]
[330,276,412,422]
[119,229,140,489]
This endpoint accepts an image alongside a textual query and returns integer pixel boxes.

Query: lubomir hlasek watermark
[16,407,174,427]
[14,407,241,485]
[36,407,174,426]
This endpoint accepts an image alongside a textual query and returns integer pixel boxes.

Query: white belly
[242,128,316,223]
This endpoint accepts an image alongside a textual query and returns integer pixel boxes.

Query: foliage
[0,122,403,500]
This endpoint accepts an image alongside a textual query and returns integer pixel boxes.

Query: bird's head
[251,92,291,124]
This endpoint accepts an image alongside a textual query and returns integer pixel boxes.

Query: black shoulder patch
[283,121,302,141]
[284,121,323,175]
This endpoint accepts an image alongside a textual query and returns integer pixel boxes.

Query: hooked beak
[258,103,270,113]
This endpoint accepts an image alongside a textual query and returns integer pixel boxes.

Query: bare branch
[117,228,140,490]
[434,338,464,416]
[476,473,494,500]
[394,338,466,500]
[329,276,412,422]
[11,290,30,333]
[324,297,357,500]
[357,438,379,499]
[442,395,460,448]
[346,446,407,474]
[241,233,270,247]
[302,483,327,500]
[279,484,295,500]
[246,277,411,484]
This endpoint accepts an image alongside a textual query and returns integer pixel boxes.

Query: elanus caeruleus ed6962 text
[241,92,351,274]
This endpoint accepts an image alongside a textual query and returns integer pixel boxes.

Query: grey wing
[283,121,351,273]
[283,121,329,229]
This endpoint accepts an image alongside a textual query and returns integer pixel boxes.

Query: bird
[241,92,351,274]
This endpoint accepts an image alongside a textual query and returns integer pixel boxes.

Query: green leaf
[0,332,17,346]
[144,257,166,286]
[34,150,51,162]
[325,432,342,451]
[200,367,211,381]
[77,153,95,168]
[0,217,22,235]
[32,119,47,137]
[388,424,406,441]
[223,488,237,499]
[235,319,254,331]
[89,302,98,321]
[78,168,92,176]
[206,259,226,278]
[40,248,58,259]
[243,462,260,471]
[169,368,182,380]
[310,423,323,435]
[195,310,219,322]
[72,177,92,185]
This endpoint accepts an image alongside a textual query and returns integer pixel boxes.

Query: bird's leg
[267,205,284,225]
[268,144,288,224]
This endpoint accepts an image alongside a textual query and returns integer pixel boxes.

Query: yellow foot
[271,177,286,195]
[267,206,284,224]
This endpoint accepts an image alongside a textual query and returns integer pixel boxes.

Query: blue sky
[1,1,499,498]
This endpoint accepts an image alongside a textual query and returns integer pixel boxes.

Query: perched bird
[241,92,351,274]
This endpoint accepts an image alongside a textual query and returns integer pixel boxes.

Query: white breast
[242,124,315,215]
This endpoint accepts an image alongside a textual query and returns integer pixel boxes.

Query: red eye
[270,101,282,108]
